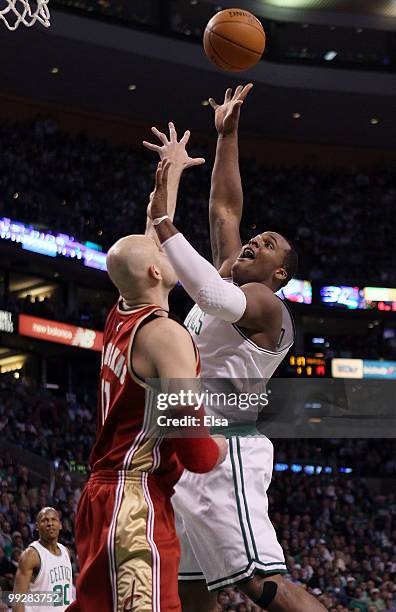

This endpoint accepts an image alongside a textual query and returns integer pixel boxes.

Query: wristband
[153,215,169,226]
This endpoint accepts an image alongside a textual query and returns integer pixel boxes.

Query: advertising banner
[19,315,103,352]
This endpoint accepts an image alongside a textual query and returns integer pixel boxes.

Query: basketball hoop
[0,0,50,30]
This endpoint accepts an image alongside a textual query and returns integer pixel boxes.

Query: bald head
[36,507,58,522]
[106,235,175,302]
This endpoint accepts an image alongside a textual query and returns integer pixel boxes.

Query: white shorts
[172,435,287,591]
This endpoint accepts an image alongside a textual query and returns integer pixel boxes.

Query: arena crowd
[1,117,395,286]
[0,375,395,610]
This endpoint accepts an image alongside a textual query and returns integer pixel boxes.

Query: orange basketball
[203,8,266,72]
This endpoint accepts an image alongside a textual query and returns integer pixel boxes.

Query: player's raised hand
[150,159,171,221]
[209,83,253,136]
[143,122,205,170]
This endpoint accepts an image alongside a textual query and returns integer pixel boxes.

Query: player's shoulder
[136,314,191,346]
[58,542,72,560]
[19,545,41,570]
[240,282,282,311]
[238,282,283,331]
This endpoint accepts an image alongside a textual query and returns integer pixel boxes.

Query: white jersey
[184,292,294,425]
[175,289,294,586]
[25,541,73,612]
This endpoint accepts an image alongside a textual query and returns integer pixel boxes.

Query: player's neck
[123,288,169,312]
[39,538,60,554]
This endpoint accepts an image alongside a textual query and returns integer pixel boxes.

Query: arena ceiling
[0,7,395,150]
[217,0,396,23]
[256,0,396,17]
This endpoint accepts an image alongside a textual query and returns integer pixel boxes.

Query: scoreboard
[288,355,327,377]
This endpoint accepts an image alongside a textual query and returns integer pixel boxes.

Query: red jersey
[89,302,199,488]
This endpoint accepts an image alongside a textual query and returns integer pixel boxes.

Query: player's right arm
[143,123,205,247]
[13,547,40,612]
[208,84,253,277]
[133,317,227,472]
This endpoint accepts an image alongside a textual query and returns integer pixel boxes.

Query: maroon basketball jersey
[90,302,199,487]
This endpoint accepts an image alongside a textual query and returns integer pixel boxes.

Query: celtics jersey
[26,541,73,611]
[184,290,295,425]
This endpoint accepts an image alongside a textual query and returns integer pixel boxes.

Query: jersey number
[101,379,111,425]
[53,584,70,606]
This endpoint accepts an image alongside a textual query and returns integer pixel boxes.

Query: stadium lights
[0,216,107,271]
[324,50,338,61]
[264,0,326,7]
[273,463,352,475]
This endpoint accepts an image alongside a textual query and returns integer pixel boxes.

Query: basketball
[203,8,266,72]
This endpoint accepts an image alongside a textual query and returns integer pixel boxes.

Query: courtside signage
[331,358,363,379]
[332,358,396,379]
[363,360,396,379]
[19,315,103,351]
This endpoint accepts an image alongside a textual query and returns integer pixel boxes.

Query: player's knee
[240,574,281,608]
[256,580,278,608]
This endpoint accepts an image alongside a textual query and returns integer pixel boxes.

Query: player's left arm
[208,84,253,277]
[143,123,205,246]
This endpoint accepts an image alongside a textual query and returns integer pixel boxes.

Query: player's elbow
[174,437,220,474]
[195,283,246,323]
[182,456,218,474]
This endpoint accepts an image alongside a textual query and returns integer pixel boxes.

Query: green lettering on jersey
[185,308,205,336]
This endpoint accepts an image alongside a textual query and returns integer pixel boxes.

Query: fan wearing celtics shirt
[13,507,73,612]
[143,91,325,612]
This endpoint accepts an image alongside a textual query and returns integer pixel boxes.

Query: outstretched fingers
[180,129,191,145]
[189,157,206,167]
[238,82,253,101]
[143,140,161,152]
[224,87,233,103]
[168,121,178,142]
[151,126,169,145]
[232,85,244,100]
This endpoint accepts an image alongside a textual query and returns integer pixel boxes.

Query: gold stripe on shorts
[114,474,156,611]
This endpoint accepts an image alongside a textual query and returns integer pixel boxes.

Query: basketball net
[0,0,50,30]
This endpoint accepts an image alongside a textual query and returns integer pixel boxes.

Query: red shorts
[66,470,181,612]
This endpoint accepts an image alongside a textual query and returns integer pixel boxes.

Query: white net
[0,0,50,30]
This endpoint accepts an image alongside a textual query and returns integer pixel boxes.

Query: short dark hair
[279,238,298,289]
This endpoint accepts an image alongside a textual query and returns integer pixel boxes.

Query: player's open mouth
[237,247,255,261]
